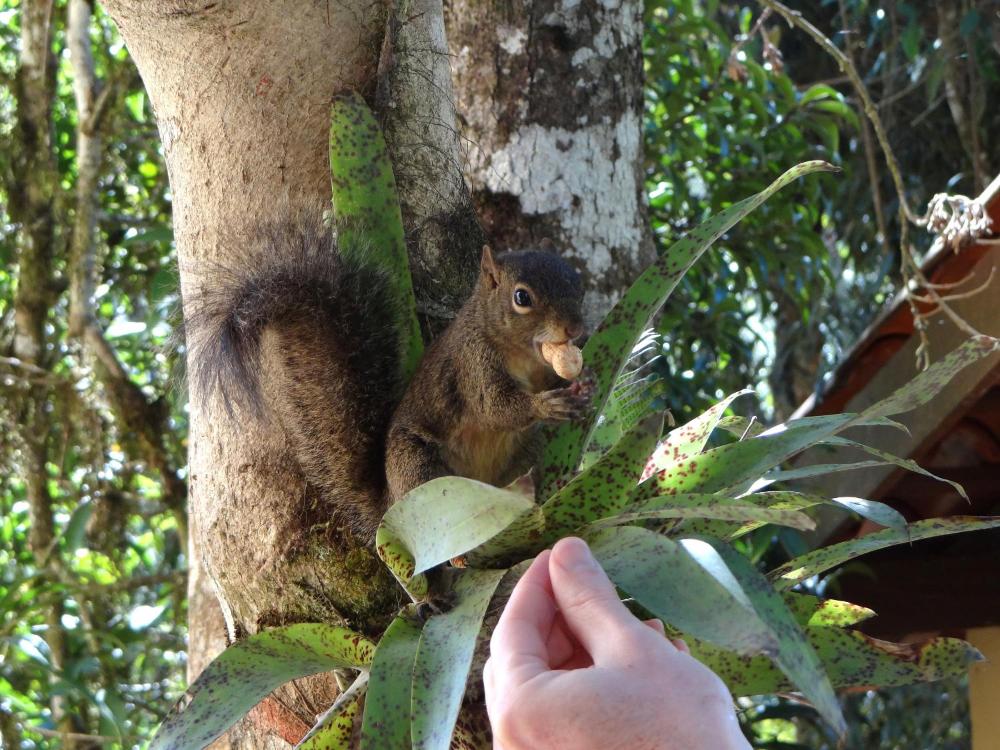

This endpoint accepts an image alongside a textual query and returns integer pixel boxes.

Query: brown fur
[385,246,589,502]
[191,228,588,542]
[186,222,403,539]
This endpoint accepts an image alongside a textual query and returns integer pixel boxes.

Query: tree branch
[837,0,889,256]
[756,0,922,227]
[67,0,188,544]
[757,0,993,369]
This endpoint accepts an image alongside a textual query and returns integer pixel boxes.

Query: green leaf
[380,477,535,575]
[63,501,94,552]
[586,493,815,532]
[762,460,887,484]
[900,20,921,60]
[329,91,422,380]
[411,569,505,750]
[770,516,1000,590]
[701,540,844,734]
[461,503,545,570]
[150,624,375,750]
[828,497,906,531]
[375,524,429,602]
[783,593,875,629]
[805,117,839,155]
[121,225,173,247]
[858,336,1000,421]
[633,414,856,502]
[643,388,754,474]
[587,526,779,656]
[822,436,968,499]
[691,629,982,696]
[580,333,668,471]
[810,99,860,130]
[538,161,839,497]
[360,614,423,750]
[684,491,905,540]
[799,84,839,106]
[542,415,662,541]
[298,674,367,749]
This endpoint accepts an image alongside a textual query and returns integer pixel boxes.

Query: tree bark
[9,1,75,742]
[99,1,650,746]
[445,0,654,327]
[99,3,402,745]
[377,0,486,332]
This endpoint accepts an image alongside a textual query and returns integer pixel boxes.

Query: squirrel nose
[565,322,585,341]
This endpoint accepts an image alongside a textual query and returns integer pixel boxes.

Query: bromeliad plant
[151,94,1000,749]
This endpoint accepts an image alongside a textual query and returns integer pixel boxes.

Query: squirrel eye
[513,288,532,309]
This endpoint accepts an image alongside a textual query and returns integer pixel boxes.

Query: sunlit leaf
[641,388,754,478]
[329,91,422,379]
[298,674,367,750]
[783,593,875,629]
[539,161,839,497]
[701,540,844,734]
[683,491,905,539]
[632,414,856,502]
[380,477,535,575]
[822,436,968,500]
[587,526,779,656]
[857,336,1000,421]
[542,415,662,541]
[690,629,982,696]
[586,493,815,532]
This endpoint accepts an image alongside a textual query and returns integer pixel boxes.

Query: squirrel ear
[480,245,500,289]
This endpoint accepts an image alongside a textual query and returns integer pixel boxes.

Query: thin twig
[837,0,889,255]
[729,7,773,61]
[756,0,993,368]
[910,266,996,305]
[757,0,923,226]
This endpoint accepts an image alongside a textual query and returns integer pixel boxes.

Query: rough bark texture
[445,0,654,328]
[99,1,650,745]
[99,3,402,745]
[377,0,486,332]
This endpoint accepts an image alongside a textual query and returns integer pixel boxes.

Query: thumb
[548,537,648,664]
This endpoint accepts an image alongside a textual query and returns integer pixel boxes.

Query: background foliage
[1,0,996,746]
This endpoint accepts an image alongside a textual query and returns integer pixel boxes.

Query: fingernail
[555,537,599,572]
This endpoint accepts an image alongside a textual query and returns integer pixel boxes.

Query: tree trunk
[10,1,75,742]
[100,1,649,746]
[100,3,403,745]
[445,0,654,326]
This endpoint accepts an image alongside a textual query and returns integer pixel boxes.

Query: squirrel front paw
[535,381,593,422]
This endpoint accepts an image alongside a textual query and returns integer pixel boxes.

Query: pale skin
[484,537,752,750]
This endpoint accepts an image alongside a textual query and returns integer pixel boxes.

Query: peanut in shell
[541,341,583,380]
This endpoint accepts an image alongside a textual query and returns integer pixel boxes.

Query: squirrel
[188,220,591,542]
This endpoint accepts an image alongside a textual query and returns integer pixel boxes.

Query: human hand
[484,537,751,750]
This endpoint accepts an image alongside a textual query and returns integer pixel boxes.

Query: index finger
[489,550,557,692]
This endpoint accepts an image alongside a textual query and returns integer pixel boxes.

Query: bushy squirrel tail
[186,221,404,539]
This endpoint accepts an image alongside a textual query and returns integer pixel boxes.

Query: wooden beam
[793,246,999,544]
